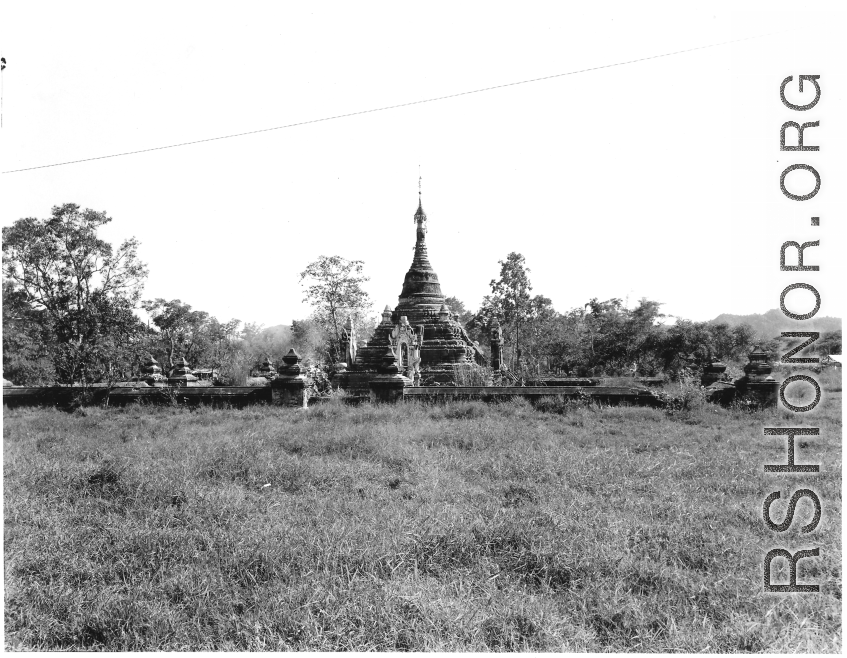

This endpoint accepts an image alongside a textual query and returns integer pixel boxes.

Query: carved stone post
[490,318,504,371]
[271,349,308,408]
[411,325,424,386]
[340,316,357,366]
[369,347,410,403]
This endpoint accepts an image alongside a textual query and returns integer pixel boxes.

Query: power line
[3,32,779,175]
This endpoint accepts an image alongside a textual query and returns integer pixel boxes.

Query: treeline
[457,252,840,378]
[2,205,841,386]
[1,205,343,386]
[449,254,758,378]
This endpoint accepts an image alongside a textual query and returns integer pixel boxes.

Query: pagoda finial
[416,168,424,221]
[414,185,427,231]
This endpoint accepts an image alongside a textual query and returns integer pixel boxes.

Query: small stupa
[168,357,199,386]
[141,355,166,386]
[255,356,277,380]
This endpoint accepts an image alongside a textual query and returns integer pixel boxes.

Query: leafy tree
[2,280,56,384]
[52,294,146,383]
[467,295,498,333]
[581,298,627,372]
[443,296,474,326]
[205,317,244,371]
[141,299,210,371]
[237,323,293,371]
[707,322,756,362]
[299,256,371,363]
[620,298,665,374]
[2,203,148,384]
[654,318,759,378]
[519,295,559,374]
[141,298,242,375]
[658,319,715,376]
[533,298,667,377]
[814,330,842,357]
[568,298,664,375]
[488,252,533,368]
[546,307,591,375]
[290,318,328,364]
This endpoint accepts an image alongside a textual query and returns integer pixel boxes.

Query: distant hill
[710,309,841,340]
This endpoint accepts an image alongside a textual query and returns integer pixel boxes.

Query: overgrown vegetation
[2,204,148,385]
[3,205,840,389]
[4,377,841,651]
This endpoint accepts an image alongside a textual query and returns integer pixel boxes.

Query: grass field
[3,373,842,651]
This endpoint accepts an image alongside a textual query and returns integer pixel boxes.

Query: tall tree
[2,280,56,384]
[709,321,756,362]
[523,294,559,373]
[299,256,371,363]
[488,252,533,368]
[141,299,211,370]
[2,203,148,384]
[205,317,243,371]
[141,298,241,374]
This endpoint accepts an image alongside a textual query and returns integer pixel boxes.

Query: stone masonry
[334,195,487,394]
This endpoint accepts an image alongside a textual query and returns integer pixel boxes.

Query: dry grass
[3,374,842,651]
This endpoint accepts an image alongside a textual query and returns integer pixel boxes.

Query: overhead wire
[2,31,780,175]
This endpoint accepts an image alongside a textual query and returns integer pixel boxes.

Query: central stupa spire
[398,182,445,311]
[411,193,430,268]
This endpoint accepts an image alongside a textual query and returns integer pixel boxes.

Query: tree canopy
[487,252,533,368]
[2,204,148,384]
[299,255,372,362]
[1,203,791,386]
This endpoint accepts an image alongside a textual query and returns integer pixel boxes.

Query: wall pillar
[369,347,410,403]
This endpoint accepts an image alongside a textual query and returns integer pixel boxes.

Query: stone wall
[2,386,272,408]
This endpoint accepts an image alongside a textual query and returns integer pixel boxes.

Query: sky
[1,1,844,330]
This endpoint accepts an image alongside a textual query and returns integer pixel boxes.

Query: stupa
[335,192,486,392]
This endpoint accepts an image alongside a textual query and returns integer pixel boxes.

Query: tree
[708,321,756,362]
[658,319,715,376]
[523,294,559,373]
[289,318,327,364]
[235,322,293,373]
[815,330,842,357]
[299,256,371,363]
[488,252,533,368]
[546,307,591,375]
[205,317,243,372]
[443,296,474,326]
[2,204,148,384]
[141,299,211,370]
[141,298,242,374]
[2,280,56,384]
